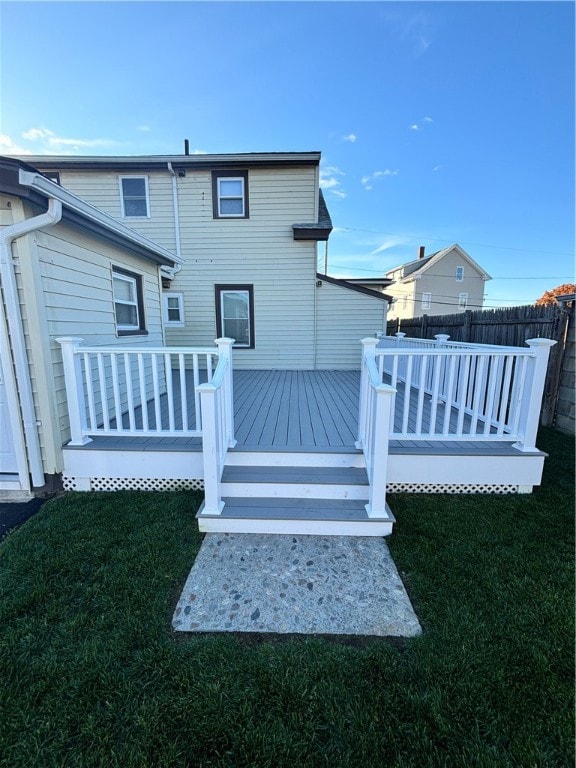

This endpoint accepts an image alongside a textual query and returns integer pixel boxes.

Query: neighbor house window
[113,267,146,335]
[119,176,150,218]
[458,292,468,309]
[163,293,185,327]
[422,292,432,310]
[212,171,249,218]
[215,285,254,348]
[456,266,464,282]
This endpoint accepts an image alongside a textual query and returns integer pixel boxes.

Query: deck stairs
[196,448,395,536]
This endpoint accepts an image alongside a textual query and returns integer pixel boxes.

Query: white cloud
[433,164,443,172]
[410,116,434,132]
[342,133,357,143]
[18,126,120,154]
[370,236,410,256]
[0,134,32,155]
[362,169,399,190]
[137,125,151,132]
[320,164,346,198]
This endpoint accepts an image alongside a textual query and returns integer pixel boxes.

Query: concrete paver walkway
[173,533,421,637]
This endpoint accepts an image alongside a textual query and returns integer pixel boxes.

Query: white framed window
[212,171,249,218]
[163,293,185,327]
[113,267,146,335]
[215,285,254,348]
[422,292,432,310]
[458,292,469,309]
[119,176,150,218]
[456,266,464,282]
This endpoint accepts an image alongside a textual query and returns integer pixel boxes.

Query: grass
[0,428,573,768]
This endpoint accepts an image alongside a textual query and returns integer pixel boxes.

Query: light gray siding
[315,282,388,369]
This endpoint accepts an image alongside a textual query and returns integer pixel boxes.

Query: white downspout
[167,163,181,261]
[0,198,62,487]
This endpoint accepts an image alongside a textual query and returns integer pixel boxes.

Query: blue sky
[1,1,574,307]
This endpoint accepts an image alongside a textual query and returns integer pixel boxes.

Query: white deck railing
[356,338,395,517]
[369,333,556,451]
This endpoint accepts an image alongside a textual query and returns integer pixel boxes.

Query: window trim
[456,265,464,282]
[163,292,185,327]
[422,292,432,310]
[215,284,255,349]
[211,170,249,219]
[119,175,150,219]
[112,266,147,336]
[458,292,469,309]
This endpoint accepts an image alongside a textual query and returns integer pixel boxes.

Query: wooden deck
[77,369,529,455]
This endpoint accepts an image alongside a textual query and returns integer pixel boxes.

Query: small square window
[456,266,464,282]
[215,285,254,348]
[112,267,147,335]
[422,292,432,310]
[212,171,249,218]
[119,176,150,218]
[163,293,185,327]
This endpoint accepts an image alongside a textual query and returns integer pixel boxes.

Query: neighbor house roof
[0,157,181,268]
[386,244,491,282]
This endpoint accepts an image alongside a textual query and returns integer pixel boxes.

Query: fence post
[366,384,394,518]
[463,310,472,342]
[198,382,224,514]
[356,338,379,449]
[56,337,92,446]
[215,337,237,448]
[513,338,557,452]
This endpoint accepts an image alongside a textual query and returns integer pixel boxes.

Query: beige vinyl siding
[315,282,388,369]
[58,170,177,252]
[387,281,416,320]
[11,201,164,474]
[168,166,319,369]
[58,165,321,369]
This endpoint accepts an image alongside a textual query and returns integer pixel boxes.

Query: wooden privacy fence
[387,305,571,426]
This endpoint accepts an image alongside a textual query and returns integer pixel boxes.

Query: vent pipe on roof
[184,139,190,156]
[418,246,425,259]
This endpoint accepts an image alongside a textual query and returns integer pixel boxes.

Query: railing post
[356,338,379,449]
[56,337,92,446]
[513,338,557,452]
[198,382,224,515]
[395,332,406,343]
[215,337,237,448]
[435,334,450,346]
[366,384,394,518]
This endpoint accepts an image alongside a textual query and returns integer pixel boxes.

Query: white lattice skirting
[387,483,520,494]
[62,476,522,494]
[63,476,205,492]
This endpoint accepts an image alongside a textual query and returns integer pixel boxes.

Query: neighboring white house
[19,152,390,369]
[362,244,491,321]
[0,156,181,495]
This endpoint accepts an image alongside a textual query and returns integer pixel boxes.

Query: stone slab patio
[172,533,421,637]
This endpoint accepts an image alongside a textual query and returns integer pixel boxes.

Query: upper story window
[112,267,147,335]
[458,292,469,309]
[163,293,185,327]
[119,176,150,218]
[456,266,464,282]
[212,171,249,218]
[215,285,254,348]
[422,292,432,310]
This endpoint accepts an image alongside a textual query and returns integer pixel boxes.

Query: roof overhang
[316,273,392,302]
[0,157,180,268]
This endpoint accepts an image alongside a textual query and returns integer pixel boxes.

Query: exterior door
[0,355,18,473]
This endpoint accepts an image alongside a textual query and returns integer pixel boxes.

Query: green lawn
[0,429,573,768]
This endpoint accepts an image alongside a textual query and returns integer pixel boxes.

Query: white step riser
[221,482,369,500]
[197,516,393,536]
[225,452,365,468]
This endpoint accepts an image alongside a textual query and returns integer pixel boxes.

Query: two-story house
[22,152,390,369]
[371,244,491,321]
